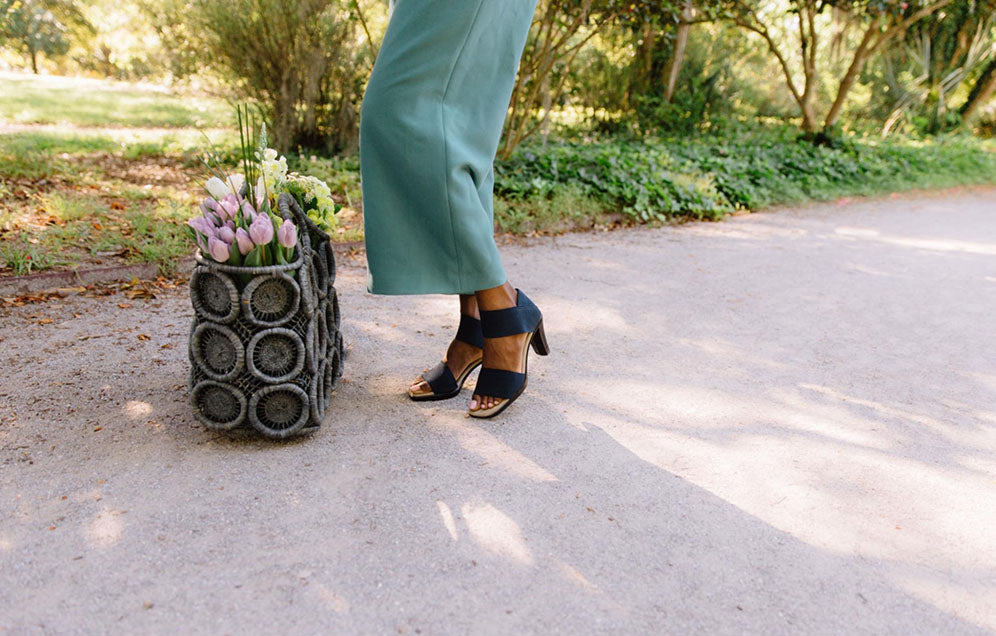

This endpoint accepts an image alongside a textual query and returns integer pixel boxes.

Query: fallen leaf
[93,426,103,432]
[137,334,151,341]
[37,318,54,325]
[118,302,132,309]
[160,343,174,349]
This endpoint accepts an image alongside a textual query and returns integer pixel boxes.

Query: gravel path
[1,189,994,634]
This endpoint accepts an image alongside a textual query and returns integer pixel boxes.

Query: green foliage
[0,237,67,274]
[494,184,611,234]
[0,0,93,73]
[157,0,370,153]
[496,132,996,225]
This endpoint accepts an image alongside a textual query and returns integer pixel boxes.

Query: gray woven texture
[188,194,344,439]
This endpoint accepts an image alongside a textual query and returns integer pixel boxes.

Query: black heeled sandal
[470,289,549,419]
[408,314,484,401]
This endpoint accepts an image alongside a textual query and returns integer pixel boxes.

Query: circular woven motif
[191,380,247,430]
[192,322,244,382]
[320,241,336,285]
[190,268,239,323]
[248,383,309,438]
[316,303,329,356]
[328,337,342,388]
[246,327,305,383]
[331,289,341,331]
[298,262,317,316]
[311,250,328,300]
[242,273,300,327]
[310,358,328,424]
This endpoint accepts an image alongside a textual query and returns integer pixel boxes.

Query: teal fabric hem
[358,0,537,296]
[366,267,507,296]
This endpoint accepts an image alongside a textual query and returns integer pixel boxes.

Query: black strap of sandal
[455,315,484,349]
[476,290,542,400]
[421,315,483,395]
[424,362,458,395]
[474,367,524,399]
[479,291,541,339]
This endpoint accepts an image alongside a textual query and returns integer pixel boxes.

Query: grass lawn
[0,72,232,128]
[0,74,364,278]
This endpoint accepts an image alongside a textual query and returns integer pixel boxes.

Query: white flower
[206,175,244,200]
[226,174,245,195]
[205,177,230,200]
[260,147,288,193]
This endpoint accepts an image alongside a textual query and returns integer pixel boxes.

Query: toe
[469,395,479,410]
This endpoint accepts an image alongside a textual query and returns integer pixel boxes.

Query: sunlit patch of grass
[495,184,613,235]
[0,72,232,128]
[39,191,104,222]
[0,236,68,275]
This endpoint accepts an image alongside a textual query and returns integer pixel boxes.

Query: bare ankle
[475,281,516,311]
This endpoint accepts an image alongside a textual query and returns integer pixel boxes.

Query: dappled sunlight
[555,374,996,628]
[124,400,154,419]
[834,225,996,255]
[461,502,533,565]
[309,582,351,614]
[431,416,557,483]
[899,567,996,629]
[798,384,994,448]
[0,535,11,551]
[436,500,459,541]
[555,561,599,593]
[86,507,125,547]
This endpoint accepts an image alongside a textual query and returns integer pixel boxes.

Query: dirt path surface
[2,190,994,634]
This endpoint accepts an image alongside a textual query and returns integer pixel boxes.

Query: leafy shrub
[495,132,996,226]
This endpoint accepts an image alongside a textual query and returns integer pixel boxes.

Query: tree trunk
[822,26,876,130]
[29,46,39,74]
[960,58,996,123]
[663,2,694,102]
[633,21,655,100]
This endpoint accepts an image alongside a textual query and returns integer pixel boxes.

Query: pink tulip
[235,228,254,255]
[218,194,240,222]
[277,219,298,248]
[188,216,217,238]
[249,214,274,245]
[208,236,231,263]
[218,226,236,244]
[241,200,257,222]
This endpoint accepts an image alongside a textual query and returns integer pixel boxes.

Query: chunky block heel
[530,320,550,356]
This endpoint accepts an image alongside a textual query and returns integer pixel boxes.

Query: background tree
[155,0,374,153]
[0,0,92,73]
[879,0,995,133]
[725,0,954,135]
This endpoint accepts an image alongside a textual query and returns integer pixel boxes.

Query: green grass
[0,72,231,128]
[0,190,193,276]
[0,239,68,275]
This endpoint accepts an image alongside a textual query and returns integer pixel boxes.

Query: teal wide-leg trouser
[359,0,537,295]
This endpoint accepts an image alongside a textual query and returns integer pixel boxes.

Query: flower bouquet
[187,109,344,439]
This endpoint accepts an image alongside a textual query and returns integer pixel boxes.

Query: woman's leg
[359,0,537,295]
